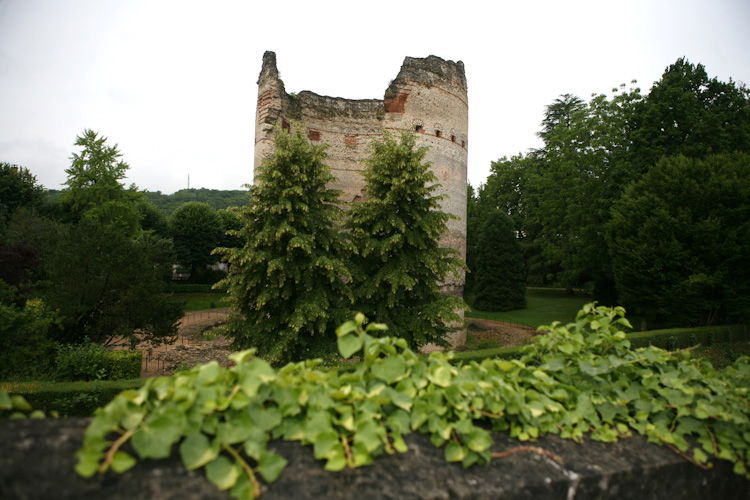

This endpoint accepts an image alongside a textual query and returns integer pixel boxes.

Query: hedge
[0,379,144,417]
[451,324,749,364]
[628,324,748,350]
[54,345,142,381]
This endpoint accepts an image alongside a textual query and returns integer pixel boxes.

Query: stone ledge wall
[2,418,747,499]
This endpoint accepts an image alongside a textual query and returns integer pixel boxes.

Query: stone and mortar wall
[2,417,747,499]
[254,52,468,299]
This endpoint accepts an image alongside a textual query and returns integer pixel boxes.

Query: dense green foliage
[0,130,181,359]
[170,202,223,282]
[473,57,750,326]
[216,128,353,364]
[608,152,750,328]
[41,215,180,345]
[0,163,44,232]
[143,188,249,215]
[346,131,464,348]
[54,344,142,381]
[0,296,59,380]
[631,58,750,171]
[59,129,140,222]
[470,210,525,312]
[77,305,750,499]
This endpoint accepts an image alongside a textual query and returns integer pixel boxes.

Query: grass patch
[168,292,229,311]
[466,288,590,328]
[455,332,502,352]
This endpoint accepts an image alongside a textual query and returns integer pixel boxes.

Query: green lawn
[466,288,591,328]
[168,292,229,311]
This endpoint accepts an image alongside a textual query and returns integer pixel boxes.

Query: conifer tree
[215,127,352,364]
[472,210,527,312]
[346,131,464,348]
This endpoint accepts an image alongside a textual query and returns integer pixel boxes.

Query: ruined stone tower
[254,51,468,299]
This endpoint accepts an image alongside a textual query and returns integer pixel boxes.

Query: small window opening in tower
[451,134,456,142]
[461,140,466,148]
[415,125,423,133]
[282,119,291,132]
[435,130,441,138]
[308,130,321,141]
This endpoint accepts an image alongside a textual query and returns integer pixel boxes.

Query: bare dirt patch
[131,312,541,377]
[139,308,233,377]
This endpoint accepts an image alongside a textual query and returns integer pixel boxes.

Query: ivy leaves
[76,305,750,499]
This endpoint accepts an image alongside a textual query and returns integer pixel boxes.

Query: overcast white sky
[1,0,748,194]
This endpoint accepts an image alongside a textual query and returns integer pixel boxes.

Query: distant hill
[44,188,249,215]
[143,188,249,215]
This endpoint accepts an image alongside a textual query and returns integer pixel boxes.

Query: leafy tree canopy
[169,201,223,279]
[608,152,750,328]
[38,130,182,345]
[60,129,140,219]
[143,188,249,215]
[632,58,750,170]
[0,163,44,228]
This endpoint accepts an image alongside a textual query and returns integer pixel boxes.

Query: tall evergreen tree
[346,131,464,348]
[472,210,526,312]
[215,127,352,364]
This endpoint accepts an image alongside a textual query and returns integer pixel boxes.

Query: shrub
[0,297,58,380]
[54,344,142,381]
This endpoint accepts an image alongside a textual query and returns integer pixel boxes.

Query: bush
[0,298,58,381]
[54,344,142,381]
[627,324,748,350]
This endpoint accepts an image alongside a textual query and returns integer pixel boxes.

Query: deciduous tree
[608,152,750,328]
[0,163,44,229]
[169,202,222,282]
[41,130,181,345]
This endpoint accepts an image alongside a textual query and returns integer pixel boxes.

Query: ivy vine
[76,305,750,499]
[0,390,49,419]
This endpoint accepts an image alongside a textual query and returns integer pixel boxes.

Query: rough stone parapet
[1,418,747,499]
